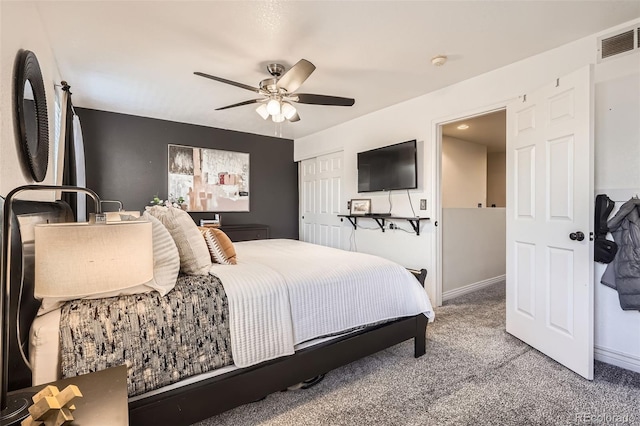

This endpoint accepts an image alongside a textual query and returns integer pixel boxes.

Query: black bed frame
[8,200,428,426]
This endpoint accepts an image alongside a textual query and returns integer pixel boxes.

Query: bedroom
[1,1,640,425]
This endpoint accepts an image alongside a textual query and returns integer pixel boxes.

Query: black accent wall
[79,108,298,239]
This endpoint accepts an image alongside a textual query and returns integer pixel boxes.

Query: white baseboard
[595,345,640,374]
[443,275,505,301]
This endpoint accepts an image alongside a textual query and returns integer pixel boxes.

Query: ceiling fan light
[281,102,297,120]
[266,99,281,116]
[271,113,285,123]
[256,104,269,120]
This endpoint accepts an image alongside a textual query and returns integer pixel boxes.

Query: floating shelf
[337,214,429,236]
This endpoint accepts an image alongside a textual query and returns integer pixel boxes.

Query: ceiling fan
[194,59,355,123]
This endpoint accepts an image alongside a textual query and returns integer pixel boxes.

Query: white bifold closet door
[300,151,344,249]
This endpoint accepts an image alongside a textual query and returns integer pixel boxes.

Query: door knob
[569,231,585,241]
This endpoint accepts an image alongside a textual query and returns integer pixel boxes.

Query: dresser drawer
[219,225,269,242]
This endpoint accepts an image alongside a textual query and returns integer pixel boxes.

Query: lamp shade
[281,102,296,120]
[34,221,153,298]
[271,113,285,123]
[255,103,269,120]
[266,99,281,115]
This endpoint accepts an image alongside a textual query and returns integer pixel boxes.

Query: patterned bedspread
[59,274,233,396]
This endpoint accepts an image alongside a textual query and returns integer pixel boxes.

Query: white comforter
[209,239,434,368]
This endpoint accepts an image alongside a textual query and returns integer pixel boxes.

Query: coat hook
[556,78,560,87]
[522,94,527,103]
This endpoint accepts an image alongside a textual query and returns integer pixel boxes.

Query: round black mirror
[14,50,49,182]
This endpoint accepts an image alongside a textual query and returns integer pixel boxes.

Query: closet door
[299,151,344,248]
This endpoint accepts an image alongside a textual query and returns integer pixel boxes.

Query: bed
[7,200,433,425]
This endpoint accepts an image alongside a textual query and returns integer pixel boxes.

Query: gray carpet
[195,283,640,425]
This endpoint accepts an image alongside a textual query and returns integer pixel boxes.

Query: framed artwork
[350,199,371,215]
[168,144,249,212]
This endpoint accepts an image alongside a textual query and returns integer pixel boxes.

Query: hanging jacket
[601,197,640,311]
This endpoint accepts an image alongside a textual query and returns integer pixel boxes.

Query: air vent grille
[601,29,635,59]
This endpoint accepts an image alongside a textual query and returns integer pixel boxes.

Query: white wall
[592,54,640,373]
[442,136,486,208]
[487,152,506,207]
[1,1,60,196]
[295,19,640,373]
[442,208,505,294]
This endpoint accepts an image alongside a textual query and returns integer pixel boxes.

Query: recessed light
[457,124,469,130]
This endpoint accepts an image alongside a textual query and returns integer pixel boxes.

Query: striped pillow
[141,212,180,295]
[199,227,237,265]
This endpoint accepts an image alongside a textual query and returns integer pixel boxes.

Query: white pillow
[145,205,211,275]
[140,212,180,295]
[38,285,153,315]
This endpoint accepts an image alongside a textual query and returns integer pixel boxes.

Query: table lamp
[3,186,153,424]
[34,221,153,299]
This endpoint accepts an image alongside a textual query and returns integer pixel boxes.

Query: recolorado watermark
[575,412,636,424]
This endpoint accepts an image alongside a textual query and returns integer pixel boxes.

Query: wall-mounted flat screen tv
[357,140,417,192]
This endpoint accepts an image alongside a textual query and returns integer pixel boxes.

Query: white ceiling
[442,110,506,153]
[34,1,640,140]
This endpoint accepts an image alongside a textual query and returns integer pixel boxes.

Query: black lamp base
[0,392,34,425]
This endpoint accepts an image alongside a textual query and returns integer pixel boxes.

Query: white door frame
[431,101,511,307]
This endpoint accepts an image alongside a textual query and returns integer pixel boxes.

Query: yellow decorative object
[21,384,83,426]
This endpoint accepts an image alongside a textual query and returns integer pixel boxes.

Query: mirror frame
[14,50,49,182]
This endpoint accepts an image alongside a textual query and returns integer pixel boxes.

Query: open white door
[300,151,344,248]
[506,66,594,379]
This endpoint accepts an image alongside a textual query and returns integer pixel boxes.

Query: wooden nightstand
[6,365,128,425]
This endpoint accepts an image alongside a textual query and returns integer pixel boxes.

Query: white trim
[432,120,443,307]
[294,148,344,163]
[433,102,510,307]
[594,345,640,374]
[442,275,505,301]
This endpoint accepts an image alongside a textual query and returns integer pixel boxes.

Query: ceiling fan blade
[194,72,260,93]
[215,99,263,111]
[276,59,316,93]
[288,112,301,122]
[294,93,355,107]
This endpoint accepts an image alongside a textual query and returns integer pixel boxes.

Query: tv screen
[357,140,417,192]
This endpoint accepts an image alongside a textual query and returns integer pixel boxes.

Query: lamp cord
[16,250,31,370]
[388,190,393,214]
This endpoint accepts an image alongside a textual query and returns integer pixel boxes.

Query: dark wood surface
[129,315,427,426]
[9,365,129,425]
[219,224,270,241]
[338,214,429,235]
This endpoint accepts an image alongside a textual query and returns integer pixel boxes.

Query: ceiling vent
[598,26,638,62]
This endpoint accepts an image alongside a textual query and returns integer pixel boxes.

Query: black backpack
[594,194,618,264]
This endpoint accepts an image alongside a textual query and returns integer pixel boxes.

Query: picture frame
[168,144,249,212]
[199,214,221,226]
[350,199,371,215]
